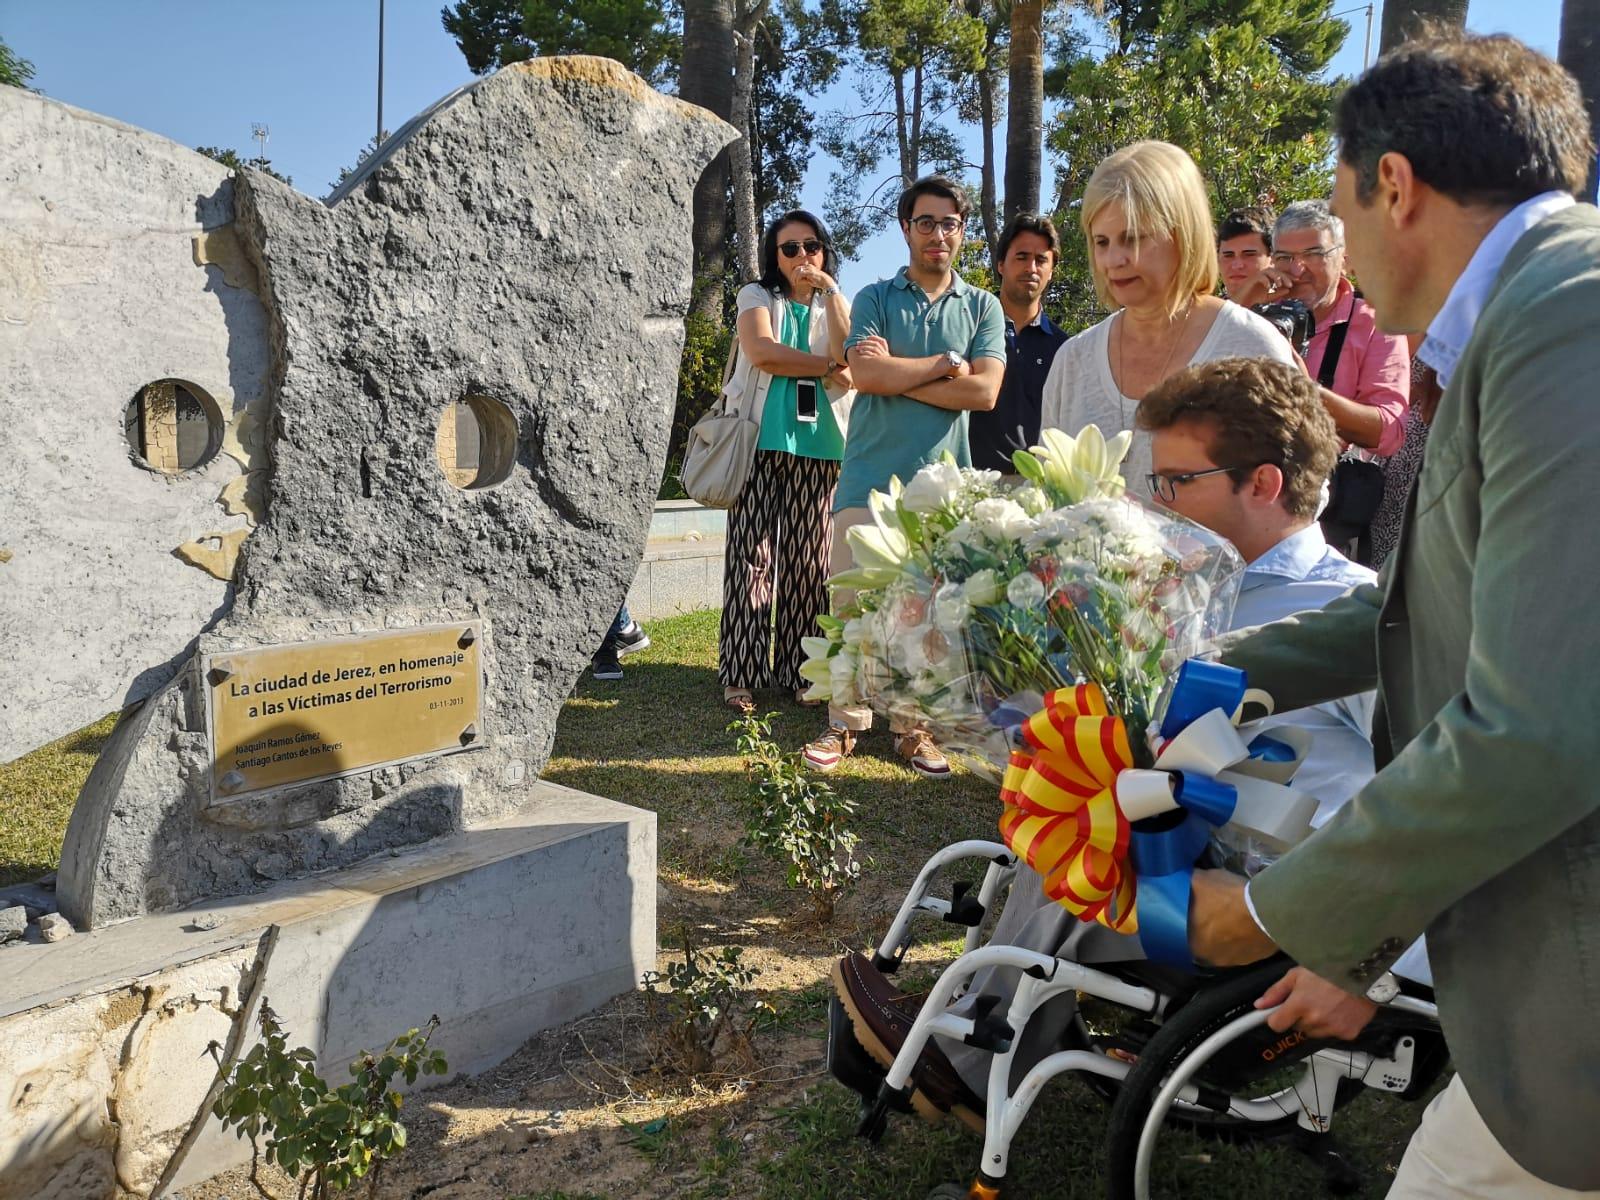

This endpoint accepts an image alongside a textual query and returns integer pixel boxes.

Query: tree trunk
[978,65,1000,265]
[1379,0,1469,54]
[910,62,925,181]
[681,0,737,321]
[1561,0,1600,201]
[730,2,769,284]
[1004,0,1044,221]
[894,71,913,186]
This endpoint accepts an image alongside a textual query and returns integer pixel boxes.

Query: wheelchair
[826,840,1451,1200]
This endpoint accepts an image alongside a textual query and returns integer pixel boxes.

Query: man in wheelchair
[831,357,1431,1130]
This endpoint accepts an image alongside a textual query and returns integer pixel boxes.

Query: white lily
[846,519,911,573]
[1028,424,1133,504]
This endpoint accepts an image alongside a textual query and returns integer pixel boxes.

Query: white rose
[1006,571,1046,608]
[962,568,1003,606]
[969,498,1034,544]
[933,582,970,633]
[902,460,965,512]
[1011,484,1050,516]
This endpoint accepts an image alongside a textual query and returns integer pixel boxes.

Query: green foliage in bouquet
[729,711,862,922]
[210,1003,447,1198]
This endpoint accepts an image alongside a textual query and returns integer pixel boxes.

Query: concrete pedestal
[0,783,654,1198]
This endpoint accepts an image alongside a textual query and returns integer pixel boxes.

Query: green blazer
[1218,204,1600,1190]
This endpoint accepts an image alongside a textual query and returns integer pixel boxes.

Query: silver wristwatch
[942,350,967,373]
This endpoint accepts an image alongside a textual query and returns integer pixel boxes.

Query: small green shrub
[729,711,862,923]
[210,1002,447,1198]
[642,925,764,1077]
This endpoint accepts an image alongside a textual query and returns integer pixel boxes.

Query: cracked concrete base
[0,785,654,1199]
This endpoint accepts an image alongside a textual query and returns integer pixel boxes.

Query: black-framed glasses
[779,238,825,258]
[1270,245,1342,268]
[1146,466,1249,504]
[909,215,964,236]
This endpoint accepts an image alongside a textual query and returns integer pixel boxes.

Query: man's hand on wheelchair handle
[1256,966,1379,1040]
[1187,869,1276,966]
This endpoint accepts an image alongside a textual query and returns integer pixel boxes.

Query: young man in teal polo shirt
[803,175,1007,778]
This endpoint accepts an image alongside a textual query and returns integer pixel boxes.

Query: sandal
[724,687,756,715]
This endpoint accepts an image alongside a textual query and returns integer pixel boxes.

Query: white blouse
[1040,301,1296,487]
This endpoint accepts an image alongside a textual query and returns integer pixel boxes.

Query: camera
[1251,299,1315,359]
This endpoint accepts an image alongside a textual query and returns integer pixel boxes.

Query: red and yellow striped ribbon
[998,683,1140,933]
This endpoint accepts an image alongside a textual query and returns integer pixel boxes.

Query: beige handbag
[680,340,761,509]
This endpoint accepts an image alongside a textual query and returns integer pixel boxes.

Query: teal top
[757,299,845,460]
[834,268,1008,511]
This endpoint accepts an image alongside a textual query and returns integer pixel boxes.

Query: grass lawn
[2,610,1434,1198]
[0,711,117,886]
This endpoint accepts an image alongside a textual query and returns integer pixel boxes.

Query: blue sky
[3,0,1565,292]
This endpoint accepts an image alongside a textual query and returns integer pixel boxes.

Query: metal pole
[376,0,385,147]
[1363,3,1373,69]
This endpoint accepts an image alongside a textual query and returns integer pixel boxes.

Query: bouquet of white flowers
[798,426,1245,778]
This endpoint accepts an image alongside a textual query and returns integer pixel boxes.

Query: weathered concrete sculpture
[0,59,733,1199]
[0,60,732,929]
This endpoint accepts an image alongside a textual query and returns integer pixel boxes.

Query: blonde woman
[1041,141,1294,486]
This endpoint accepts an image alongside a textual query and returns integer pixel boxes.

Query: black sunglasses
[779,238,825,258]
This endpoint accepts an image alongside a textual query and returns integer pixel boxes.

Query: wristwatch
[819,286,841,297]
[941,350,967,373]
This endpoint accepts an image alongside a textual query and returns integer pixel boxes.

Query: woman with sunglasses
[719,210,856,714]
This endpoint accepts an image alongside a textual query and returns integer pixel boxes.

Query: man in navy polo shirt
[969,214,1070,473]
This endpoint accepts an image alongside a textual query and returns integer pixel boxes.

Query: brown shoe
[803,724,857,772]
[830,952,985,1132]
[895,728,952,779]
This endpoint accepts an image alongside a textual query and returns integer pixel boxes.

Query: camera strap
[1317,317,1350,389]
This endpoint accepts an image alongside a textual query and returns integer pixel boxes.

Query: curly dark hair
[1335,31,1593,206]
[757,209,842,296]
[1136,357,1339,519]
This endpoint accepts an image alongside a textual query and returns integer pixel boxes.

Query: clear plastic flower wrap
[799,427,1247,780]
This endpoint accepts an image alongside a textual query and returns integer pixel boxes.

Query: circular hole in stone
[436,395,518,490]
[122,380,226,474]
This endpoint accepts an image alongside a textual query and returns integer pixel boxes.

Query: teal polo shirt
[836,268,1007,511]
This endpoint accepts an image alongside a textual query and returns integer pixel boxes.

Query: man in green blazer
[1187,34,1600,1195]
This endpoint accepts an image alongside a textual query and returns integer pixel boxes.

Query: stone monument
[0,59,732,1197]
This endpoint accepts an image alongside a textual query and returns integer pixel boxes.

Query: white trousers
[1389,1075,1600,1198]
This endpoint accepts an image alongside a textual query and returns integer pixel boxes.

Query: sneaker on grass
[802,724,857,772]
[894,729,951,779]
[616,620,651,658]
[591,649,624,681]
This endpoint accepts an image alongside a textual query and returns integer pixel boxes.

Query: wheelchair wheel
[1102,961,1365,1200]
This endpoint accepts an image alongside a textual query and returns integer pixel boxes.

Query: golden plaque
[204,623,484,801]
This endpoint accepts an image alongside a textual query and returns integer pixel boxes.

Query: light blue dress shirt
[1235,524,1431,983]
[1233,524,1376,827]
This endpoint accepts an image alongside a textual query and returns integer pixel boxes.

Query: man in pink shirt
[1274,201,1410,458]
